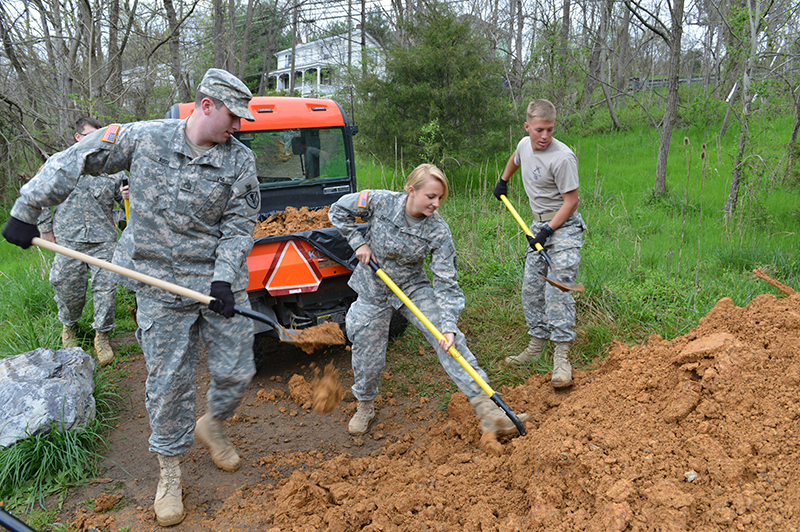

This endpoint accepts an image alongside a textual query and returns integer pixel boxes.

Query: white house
[269,30,384,97]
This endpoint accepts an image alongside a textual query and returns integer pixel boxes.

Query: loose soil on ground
[50,273,800,531]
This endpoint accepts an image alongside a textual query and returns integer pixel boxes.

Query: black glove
[2,217,40,249]
[492,179,508,201]
[209,281,235,318]
[526,225,553,251]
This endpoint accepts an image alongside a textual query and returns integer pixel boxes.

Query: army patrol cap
[197,68,255,122]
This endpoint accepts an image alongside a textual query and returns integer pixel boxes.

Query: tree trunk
[289,2,298,95]
[257,0,281,95]
[227,0,236,72]
[560,0,570,61]
[724,0,765,219]
[653,0,685,197]
[615,6,630,105]
[107,0,123,106]
[213,0,225,68]
[239,0,256,80]
[786,93,800,178]
[164,0,191,102]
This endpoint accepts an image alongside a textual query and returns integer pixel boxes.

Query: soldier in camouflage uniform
[493,99,587,388]
[329,164,529,437]
[38,117,126,366]
[3,69,261,527]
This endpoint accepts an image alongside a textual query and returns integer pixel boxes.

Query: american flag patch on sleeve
[101,125,120,143]
[357,190,369,208]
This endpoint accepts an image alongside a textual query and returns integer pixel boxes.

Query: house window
[284,54,291,68]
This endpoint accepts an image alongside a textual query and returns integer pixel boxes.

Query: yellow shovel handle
[369,259,526,436]
[500,194,547,252]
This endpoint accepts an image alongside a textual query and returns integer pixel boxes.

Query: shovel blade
[540,274,585,293]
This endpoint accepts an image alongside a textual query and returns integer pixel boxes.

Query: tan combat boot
[195,413,241,471]
[505,336,546,366]
[62,325,79,348]
[551,342,573,388]
[469,392,529,436]
[154,454,185,527]
[348,400,375,435]
[94,331,114,366]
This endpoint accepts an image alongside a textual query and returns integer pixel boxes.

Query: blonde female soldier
[329,164,528,436]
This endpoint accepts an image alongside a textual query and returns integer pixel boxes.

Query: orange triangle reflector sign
[265,240,322,296]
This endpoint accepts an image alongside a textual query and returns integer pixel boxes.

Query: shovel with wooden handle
[499,195,585,293]
[31,237,310,345]
[368,258,526,436]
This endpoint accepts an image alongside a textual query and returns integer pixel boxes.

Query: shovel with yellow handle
[30,237,344,348]
[499,195,584,293]
[121,176,130,223]
[368,258,526,436]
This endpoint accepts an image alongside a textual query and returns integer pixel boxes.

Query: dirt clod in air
[287,374,313,410]
[479,430,503,456]
[289,321,346,354]
[311,362,344,414]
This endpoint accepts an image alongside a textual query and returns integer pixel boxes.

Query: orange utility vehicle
[165,97,397,347]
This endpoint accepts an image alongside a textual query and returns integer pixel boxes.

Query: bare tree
[724,0,777,218]
[626,0,686,197]
[214,0,225,67]
[239,0,257,80]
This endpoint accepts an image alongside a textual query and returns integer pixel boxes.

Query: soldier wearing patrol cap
[2,67,261,527]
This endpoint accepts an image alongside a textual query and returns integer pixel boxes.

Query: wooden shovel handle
[32,237,213,306]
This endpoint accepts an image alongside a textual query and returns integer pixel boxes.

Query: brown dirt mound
[220,290,800,531]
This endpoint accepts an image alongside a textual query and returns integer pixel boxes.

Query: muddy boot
[195,413,241,472]
[62,325,78,348]
[154,454,185,527]
[469,392,529,436]
[348,400,375,435]
[505,336,546,366]
[94,330,114,366]
[551,342,573,388]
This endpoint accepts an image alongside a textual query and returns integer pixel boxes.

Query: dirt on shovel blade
[287,321,346,354]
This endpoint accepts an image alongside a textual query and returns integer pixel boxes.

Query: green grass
[0,239,134,514]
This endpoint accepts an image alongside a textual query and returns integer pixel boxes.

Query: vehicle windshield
[235,127,348,189]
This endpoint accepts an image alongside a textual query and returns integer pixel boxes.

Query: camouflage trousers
[50,240,117,332]
[522,213,586,343]
[346,288,489,402]
[135,292,256,456]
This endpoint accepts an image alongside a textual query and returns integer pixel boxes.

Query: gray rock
[0,347,96,448]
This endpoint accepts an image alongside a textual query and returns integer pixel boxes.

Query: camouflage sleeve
[328,190,374,253]
[37,208,54,233]
[213,151,259,285]
[428,234,465,334]
[10,125,135,225]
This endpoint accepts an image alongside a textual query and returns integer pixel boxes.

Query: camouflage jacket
[37,171,126,243]
[11,119,260,301]
[328,190,464,334]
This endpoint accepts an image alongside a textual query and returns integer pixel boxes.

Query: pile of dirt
[254,206,333,238]
[55,278,800,531]
[216,290,800,531]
